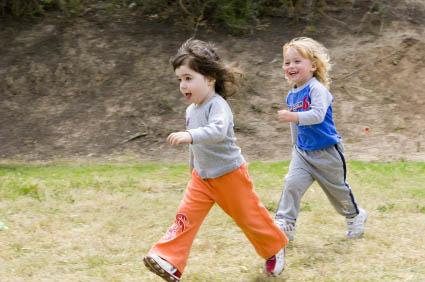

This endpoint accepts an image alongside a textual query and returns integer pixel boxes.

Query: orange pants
[149,164,288,273]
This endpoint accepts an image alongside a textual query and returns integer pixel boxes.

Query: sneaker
[346,208,367,238]
[275,219,296,241]
[143,254,182,282]
[264,248,285,276]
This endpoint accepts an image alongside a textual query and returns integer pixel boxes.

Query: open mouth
[184,93,192,100]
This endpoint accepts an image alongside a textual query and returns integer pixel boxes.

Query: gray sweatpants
[275,143,359,223]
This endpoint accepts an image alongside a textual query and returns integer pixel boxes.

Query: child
[274,37,367,241]
[143,39,288,281]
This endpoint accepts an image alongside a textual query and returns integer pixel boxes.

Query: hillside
[0,1,424,162]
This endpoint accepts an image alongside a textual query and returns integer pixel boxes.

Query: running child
[143,38,288,281]
[274,37,367,241]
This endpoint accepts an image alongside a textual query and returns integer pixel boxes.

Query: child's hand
[277,110,299,123]
[167,131,193,145]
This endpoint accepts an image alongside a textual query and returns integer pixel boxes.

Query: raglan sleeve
[187,100,229,144]
[297,84,333,126]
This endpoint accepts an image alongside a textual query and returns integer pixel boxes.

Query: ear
[207,77,216,86]
[311,62,317,72]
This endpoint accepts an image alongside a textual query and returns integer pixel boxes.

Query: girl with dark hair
[143,39,288,281]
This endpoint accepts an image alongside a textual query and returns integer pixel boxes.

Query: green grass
[1,161,425,281]
[0,162,188,200]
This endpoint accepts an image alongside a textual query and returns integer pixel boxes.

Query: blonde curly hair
[283,37,332,89]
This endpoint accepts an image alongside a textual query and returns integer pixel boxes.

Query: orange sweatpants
[149,164,288,274]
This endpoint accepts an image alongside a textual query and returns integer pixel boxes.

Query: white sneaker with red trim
[264,248,285,276]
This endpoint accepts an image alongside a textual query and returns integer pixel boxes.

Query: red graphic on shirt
[288,96,311,112]
[162,213,189,241]
[302,96,310,110]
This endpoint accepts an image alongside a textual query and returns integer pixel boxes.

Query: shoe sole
[265,268,285,277]
[143,256,180,282]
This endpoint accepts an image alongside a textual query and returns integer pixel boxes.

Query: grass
[0,160,424,281]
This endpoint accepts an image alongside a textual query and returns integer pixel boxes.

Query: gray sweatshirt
[186,94,245,179]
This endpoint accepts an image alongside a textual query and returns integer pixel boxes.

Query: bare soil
[1,1,424,163]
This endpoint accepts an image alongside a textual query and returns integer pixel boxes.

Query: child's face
[175,64,214,105]
[283,47,316,87]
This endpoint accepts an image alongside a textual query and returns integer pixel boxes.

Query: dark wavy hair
[171,38,242,99]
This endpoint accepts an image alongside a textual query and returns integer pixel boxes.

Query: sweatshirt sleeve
[187,101,229,144]
[297,83,333,126]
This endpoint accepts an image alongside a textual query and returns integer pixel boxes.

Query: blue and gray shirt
[186,94,245,179]
[287,77,341,151]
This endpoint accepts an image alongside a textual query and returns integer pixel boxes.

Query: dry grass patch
[0,161,424,281]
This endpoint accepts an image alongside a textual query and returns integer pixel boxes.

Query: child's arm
[167,101,229,146]
[277,110,298,145]
[167,131,192,145]
[277,109,299,123]
[187,102,230,145]
[297,85,333,126]
[167,107,194,145]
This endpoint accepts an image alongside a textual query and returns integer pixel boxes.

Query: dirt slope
[0,1,424,162]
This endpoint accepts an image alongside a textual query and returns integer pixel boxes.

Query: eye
[284,62,290,66]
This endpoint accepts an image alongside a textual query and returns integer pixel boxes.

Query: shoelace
[347,213,365,230]
[276,221,295,232]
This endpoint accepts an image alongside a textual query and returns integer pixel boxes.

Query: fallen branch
[119,132,147,145]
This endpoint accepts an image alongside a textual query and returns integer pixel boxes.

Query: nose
[180,81,186,91]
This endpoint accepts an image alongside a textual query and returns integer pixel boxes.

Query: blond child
[143,39,288,281]
[275,37,367,241]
